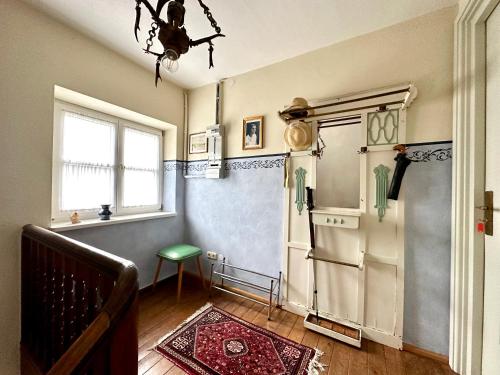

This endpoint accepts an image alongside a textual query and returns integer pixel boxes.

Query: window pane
[61,164,114,211]
[62,112,115,165]
[60,111,116,211]
[123,170,159,207]
[123,127,160,169]
[122,127,160,208]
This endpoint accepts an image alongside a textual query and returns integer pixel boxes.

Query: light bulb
[161,49,180,73]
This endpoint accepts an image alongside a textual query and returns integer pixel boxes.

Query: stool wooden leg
[196,256,205,289]
[177,262,184,303]
[153,257,163,289]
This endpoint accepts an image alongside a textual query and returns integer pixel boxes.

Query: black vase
[98,204,113,220]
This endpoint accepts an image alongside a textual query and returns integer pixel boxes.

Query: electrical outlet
[207,251,217,260]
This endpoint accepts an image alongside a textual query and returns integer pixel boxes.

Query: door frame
[451,0,500,374]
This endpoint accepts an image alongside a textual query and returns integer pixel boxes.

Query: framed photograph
[189,132,208,154]
[242,116,264,150]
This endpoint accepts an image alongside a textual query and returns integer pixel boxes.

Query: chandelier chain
[145,21,159,51]
[196,0,221,34]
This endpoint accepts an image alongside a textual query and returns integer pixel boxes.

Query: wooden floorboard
[384,346,405,375]
[137,278,454,375]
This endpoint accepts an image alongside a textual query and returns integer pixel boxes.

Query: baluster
[56,253,66,360]
[96,273,104,312]
[78,266,90,331]
[87,271,100,323]
[99,273,114,304]
[74,264,83,336]
[49,249,58,366]
[64,258,77,347]
[74,264,89,337]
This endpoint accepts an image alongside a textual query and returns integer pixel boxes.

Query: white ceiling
[23,0,457,89]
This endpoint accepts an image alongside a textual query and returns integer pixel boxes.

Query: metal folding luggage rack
[208,258,282,320]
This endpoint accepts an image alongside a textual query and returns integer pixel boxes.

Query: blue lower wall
[404,142,452,355]
[184,155,285,284]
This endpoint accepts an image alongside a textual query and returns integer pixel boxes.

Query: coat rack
[281,83,418,351]
[278,83,417,124]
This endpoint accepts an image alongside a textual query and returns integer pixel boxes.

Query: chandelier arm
[196,0,222,34]
[134,1,141,42]
[155,56,163,87]
[155,0,169,17]
[142,49,164,57]
[189,33,225,48]
[138,0,160,22]
[208,41,214,68]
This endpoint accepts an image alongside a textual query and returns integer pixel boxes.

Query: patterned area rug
[155,304,323,375]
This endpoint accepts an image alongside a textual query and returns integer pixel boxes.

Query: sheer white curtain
[122,127,160,208]
[60,111,116,211]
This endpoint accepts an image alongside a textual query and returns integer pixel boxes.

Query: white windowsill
[50,211,176,232]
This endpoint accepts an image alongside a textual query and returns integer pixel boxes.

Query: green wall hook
[295,167,307,215]
[374,164,390,222]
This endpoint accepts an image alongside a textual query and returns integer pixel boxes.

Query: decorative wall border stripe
[164,155,286,174]
[407,148,452,163]
[164,161,185,172]
[407,141,453,163]
[164,140,453,171]
[225,157,285,170]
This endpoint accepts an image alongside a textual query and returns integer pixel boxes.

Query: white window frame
[52,101,163,223]
[117,120,163,215]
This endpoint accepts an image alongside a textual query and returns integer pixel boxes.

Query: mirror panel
[316,123,362,208]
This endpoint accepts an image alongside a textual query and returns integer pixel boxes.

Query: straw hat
[284,121,312,151]
[284,97,314,118]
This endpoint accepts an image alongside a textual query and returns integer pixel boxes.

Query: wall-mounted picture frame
[189,132,208,154]
[242,115,264,150]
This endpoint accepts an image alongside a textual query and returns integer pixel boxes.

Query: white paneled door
[482,4,500,374]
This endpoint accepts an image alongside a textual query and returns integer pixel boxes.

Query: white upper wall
[188,6,457,160]
[0,0,184,372]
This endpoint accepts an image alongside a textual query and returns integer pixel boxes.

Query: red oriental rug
[155,304,323,375]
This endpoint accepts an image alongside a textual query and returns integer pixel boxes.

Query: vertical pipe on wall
[183,91,189,162]
[183,91,189,177]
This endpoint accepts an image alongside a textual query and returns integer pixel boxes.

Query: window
[52,101,162,222]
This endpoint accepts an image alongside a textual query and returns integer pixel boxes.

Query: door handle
[477,191,494,236]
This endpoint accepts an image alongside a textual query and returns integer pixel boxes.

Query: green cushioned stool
[152,244,205,302]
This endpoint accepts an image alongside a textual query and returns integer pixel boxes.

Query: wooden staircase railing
[21,225,139,375]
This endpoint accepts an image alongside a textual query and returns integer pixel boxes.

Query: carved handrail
[21,224,139,375]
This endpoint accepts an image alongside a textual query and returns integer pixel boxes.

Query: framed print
[242,116,264,150]
[189,132,208,154]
